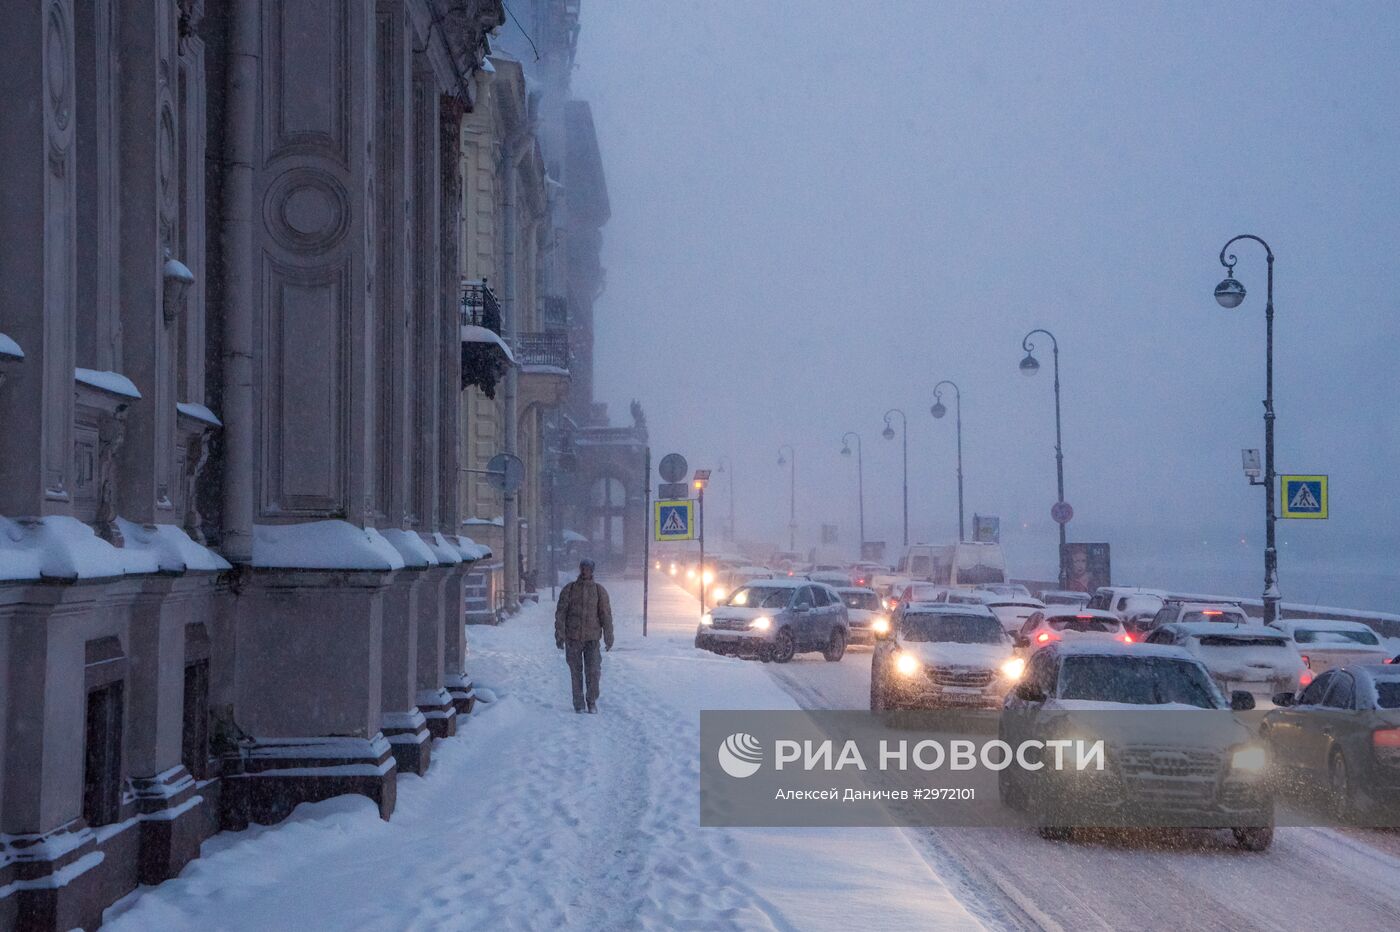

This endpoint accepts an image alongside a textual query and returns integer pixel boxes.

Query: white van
[897,542,1007,588]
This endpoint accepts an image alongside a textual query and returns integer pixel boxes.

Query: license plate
[943,686,982,695]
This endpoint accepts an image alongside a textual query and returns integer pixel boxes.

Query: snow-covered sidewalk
[105,576,980,931]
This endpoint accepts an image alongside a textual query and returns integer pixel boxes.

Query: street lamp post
[1214,234,1281,625]
[1019,329,1068,586]
[777,444,796,551]
[930,381,965,542]
[717,456,735,542]
[840,432,866,552]
[882,409,908,547]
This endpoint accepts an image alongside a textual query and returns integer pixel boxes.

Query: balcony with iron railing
[515,331,570,371]
[460,277,510,396]
[460,278,502,331]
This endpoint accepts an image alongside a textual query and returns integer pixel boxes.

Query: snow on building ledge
[0,332,23,359]
[0,514,159,582]
[380,529,441,568]
[456,535,491,560]
[74,367,141,399]
[115,518,231,573]
[429,532,463,564]
[251,521,407,571]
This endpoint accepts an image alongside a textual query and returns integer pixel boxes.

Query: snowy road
[101,574,1400,931]
[757,612,1400,931]
[103,577,980,931]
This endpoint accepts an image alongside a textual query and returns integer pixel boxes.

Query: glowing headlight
[669,563,678,576]
[1000,657,1026,681]
[702,570,715,585]
[1231,744,1267,773]
[700,613,713,627]
[712,587,727,602]
[895,652,920,676]
[750,616,772,631]
[871,616,890,635]
[686,568,696,580]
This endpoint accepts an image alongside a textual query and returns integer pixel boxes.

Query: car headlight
[712,587,727,602]
[750,616,772,631]
[702,570,714,584]
[1000,657,1026,681]
[669,564,678,576]
[895,651,920,676]
[686,568,696,580]
[1230,744,1267,773]
[871,616,890,635]
[700,613,713,626]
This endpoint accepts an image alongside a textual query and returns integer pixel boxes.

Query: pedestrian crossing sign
[1281,475,1328,519]
[655,499,696,540]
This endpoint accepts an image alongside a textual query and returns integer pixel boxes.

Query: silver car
[696,579,851,663]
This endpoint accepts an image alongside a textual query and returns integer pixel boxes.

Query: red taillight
[1202,610,1223,616]
[1300,654,1311,669]
[1121,633,1134,644]
[1075,614,1094,620]
[1299,668,1314,686]
[1386,657,1395,664]
[1037,632,1051,643]
[1372,728,1400,749]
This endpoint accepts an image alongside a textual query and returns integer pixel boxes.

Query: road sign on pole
[658,481,688,500]
[654,500,696,540]
[659,453,689,483]
[1050,501,1074,525]
[1281,475,1328,519]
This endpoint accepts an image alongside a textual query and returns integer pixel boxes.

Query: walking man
[555,559,614,713]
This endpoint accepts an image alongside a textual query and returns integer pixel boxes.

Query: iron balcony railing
[460,278,502,332]
[515,331,570,370]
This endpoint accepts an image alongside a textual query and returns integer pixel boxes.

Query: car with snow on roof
[1267,618,1391,676]
[835,587,890,646]
[696,578,850,663]
[1013,609,1133,653]
[870,604,1023,710]
[1000,641,1274,848]
[1145,622,1306,708]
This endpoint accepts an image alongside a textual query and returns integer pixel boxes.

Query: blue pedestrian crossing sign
[1281,475,1328,519]
[655,499,696,541]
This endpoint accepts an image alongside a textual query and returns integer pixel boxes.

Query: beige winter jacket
[555,578,615,647]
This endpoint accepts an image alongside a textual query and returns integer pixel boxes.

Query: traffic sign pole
[698,486,706,619]
[643,447,651,637]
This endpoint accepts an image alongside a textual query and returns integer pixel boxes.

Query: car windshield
[905,585,944,602]
[1048,616,1117,632]
[727,586,793,609]
[840,592,879,611]
[1085,593,1112,610]
[901,613,1003,644]
[1375,682,1400,709]
[1293,627,1380,646]
[1058,656,1223,708]
[1183,610,1247,625]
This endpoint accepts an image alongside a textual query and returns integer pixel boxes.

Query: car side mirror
[1230,690,1256,711]
[1271,692,1296,708]
[1015,683,1045,703]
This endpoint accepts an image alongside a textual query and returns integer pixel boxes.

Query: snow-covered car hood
[900,641,1012,669]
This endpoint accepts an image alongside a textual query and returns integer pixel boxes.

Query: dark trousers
[565,638,602,709]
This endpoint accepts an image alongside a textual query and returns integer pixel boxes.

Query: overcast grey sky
[571,0,1400,607]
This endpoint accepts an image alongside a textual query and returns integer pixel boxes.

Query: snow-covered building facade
[0,1,504,928]
[460,0,648,593]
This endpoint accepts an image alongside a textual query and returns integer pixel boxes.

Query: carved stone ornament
[182,428,211,544]
[94,407,129,547]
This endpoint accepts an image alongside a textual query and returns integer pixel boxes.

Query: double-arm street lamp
[1019,329,1068,586]
[882,409,909,547]
[1214,234,1281,625]
[930,381,965,542]
[840,432,866,550]
[777,444,796,551]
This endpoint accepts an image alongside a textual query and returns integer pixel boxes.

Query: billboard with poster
[1060,542,1110,594]
[972,514,1000,544]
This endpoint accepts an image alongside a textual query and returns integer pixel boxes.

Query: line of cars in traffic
[859,581,1400,845]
